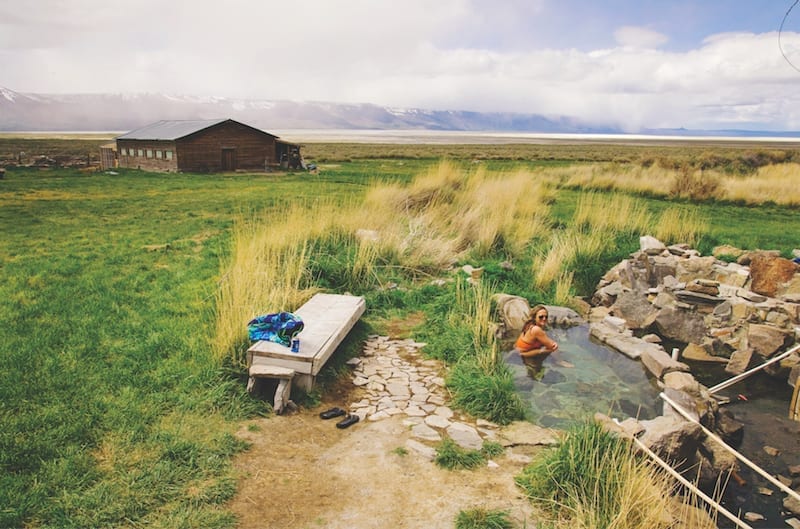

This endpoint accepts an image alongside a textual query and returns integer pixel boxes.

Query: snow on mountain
[2,87,795,137]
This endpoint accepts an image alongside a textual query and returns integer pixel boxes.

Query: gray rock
[603,315,629,333]
[446,422,483,450]
[544,305,585,326]
[785,493,800,517]
[748,323,791,358]
[712,300,732,318]
[638,415,704,473]
[655,305,708,344]
[493,294,530,333]
[640,348,690,379]
[725,348,753,375]
[676,256,717,283]
[640,235,667,255]
[737,289,767,303]
[404,439,436,461]
[496,421,559,447]
[674,290,725,305]
[411,422,441,442]
[661,388,702,423]
[424,414,452,429]
[611,290,658,329]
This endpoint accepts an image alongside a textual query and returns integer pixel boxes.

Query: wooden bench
[246,293,366,412]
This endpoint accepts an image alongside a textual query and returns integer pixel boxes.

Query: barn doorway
[221,148,236,171]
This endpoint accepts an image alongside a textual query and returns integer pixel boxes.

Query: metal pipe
[614,418,752,529]
[708,343,800,395]
[659,391,800,504]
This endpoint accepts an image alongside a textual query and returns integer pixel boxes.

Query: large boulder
[641,349,690,379]
[610,290,658,329]
[676,256,718,284]
[544,305,585,326]
[748,323,792,359]
[493,294,530,334]
[638,415,705,472]
[655,305,708,344]
[696,436,740,486]
[750,253,799,298]
[640,235,667,255]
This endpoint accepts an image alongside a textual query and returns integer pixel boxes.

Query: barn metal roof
[116,119,278,141]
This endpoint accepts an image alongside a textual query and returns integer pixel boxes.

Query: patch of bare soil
[229,398,539,529]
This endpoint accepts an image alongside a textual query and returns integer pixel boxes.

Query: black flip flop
[320,407,346,420]
[336,414,359,429]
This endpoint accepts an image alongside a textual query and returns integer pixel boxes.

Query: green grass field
[1,142,799,528]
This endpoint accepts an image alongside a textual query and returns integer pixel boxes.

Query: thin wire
[779,0,800,73]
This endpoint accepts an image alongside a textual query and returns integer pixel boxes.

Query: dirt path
[229,394,540,529]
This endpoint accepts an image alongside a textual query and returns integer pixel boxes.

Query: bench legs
[247,365,296,414]
[274,378,292,414]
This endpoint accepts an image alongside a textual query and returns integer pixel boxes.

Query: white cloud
[2,0,800,130]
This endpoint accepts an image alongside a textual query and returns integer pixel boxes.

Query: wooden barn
[115,119,300,173]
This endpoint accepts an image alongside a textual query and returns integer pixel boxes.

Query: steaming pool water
[503,324,662,428]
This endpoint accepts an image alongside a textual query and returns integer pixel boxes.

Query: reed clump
[515,420,678,529]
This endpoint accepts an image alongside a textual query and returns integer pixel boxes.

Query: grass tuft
[455,508,514,529]
[515,419,675,529]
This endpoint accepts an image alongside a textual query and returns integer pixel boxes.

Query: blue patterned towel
[247,312,304,346]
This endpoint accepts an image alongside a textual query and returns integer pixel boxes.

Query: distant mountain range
[1,86,799,137]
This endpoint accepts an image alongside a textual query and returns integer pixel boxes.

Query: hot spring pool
[503,324,662,429]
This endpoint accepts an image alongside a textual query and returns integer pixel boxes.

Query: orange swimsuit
[515,334,544,353]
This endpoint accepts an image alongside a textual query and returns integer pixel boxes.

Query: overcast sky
[2,0,800,131]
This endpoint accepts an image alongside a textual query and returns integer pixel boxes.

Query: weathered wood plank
[248,365,295,379]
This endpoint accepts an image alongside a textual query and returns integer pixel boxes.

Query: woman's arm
[531,326,558,352]
[518,346,549,358]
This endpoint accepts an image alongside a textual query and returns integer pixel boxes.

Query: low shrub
[669,166,722,201]
[435,438,486,470]
[455,508,514,529]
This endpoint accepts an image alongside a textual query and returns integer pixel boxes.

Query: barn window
[165,150,173,160]
[137,149,144,157]
[156,150,162,159]
[146,149,153,158]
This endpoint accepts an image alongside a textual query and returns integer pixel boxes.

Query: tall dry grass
[653,207,708,246]
[572,192,653,234]
[212,202,348,364]
[532,229,605,290]
[557,163,671,197]
[359,163,554,269]
[533,192,707,293]
[725,162,800,206]
[556,160,800,205]
[554,271,576,307]
[454,277,499,372]
[457,169,553,256]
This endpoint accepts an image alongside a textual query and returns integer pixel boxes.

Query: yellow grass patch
[724,163,800,206]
